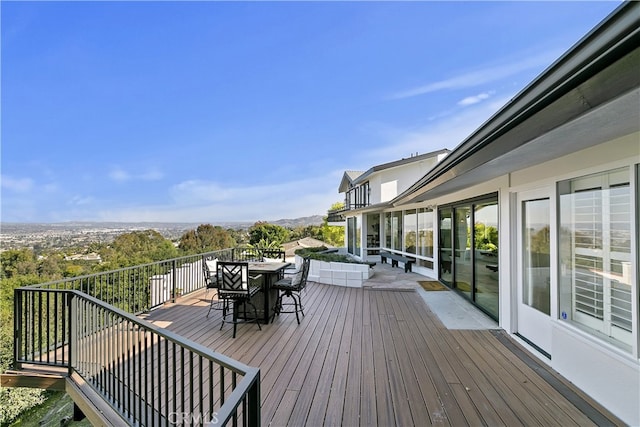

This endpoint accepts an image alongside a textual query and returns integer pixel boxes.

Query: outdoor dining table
[237,261,291,324]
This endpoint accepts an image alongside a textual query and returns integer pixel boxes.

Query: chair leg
[272,292,282,323]
[220,301,226,331]
[251,301,262,331]
[294,293,305,318]
[293,294,300,324]
[232,303,238,338]
[207,291,217,318]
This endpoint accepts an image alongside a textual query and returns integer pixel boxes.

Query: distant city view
[0,216,324,251]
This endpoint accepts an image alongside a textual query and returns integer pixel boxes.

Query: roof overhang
[338,171,364,193]
[339,149,451,194]
[393,2,640,205]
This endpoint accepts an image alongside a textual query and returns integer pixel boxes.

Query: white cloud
[458,91,493,106]
[365,94,514,162]
[109,166,163,183]
[109,168,130,183]
[388,50,558,100]
[88,173,340,223]
[68,195,94,206]
[1,175,34,192]
[140,169,164,181]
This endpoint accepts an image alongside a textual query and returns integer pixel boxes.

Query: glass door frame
[516,187,556,358]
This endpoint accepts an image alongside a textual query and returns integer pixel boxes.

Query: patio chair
[218,261,263,338]
[204,257,226,318]
[261,249,287,278]
[261,249,286,263]
[271,257,310,324]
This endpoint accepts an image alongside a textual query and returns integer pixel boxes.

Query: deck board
[142,274,623,427]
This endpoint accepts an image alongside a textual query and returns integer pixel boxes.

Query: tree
[178,224,236,254]
[1,249,37,279]
[37,255,62,279]
[178,230,199,253]
[248,222,290,246]
[105,230,178,267]
[321,202,345,247]
[289,225,323,241]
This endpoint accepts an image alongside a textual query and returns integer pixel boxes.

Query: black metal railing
[12,247,264,426]
[326,209,346,223]
[327,201,370,221]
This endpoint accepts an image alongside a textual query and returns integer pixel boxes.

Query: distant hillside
[270,215,325,228]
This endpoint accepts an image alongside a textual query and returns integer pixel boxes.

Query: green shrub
[0,387,46,425]
[293,246,328,256]
[293,247,367,264]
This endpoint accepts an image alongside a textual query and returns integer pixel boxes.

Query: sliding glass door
[438,194,499,320]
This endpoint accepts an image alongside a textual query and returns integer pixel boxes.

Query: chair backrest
[203,257,219,288]
[291,257,311,290]
[218,261,250,295]
[262,249,286,263]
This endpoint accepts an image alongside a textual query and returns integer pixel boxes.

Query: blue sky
[1,1,622,224]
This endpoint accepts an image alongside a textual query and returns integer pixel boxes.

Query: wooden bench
[379,251,415,273]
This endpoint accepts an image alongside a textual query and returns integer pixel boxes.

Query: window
[559,168,634,351]
[347,217,355,255]
[417,208,434,258]
[347,217,360,256]
[384,212,392,248]
[404,209,417,254]
[392,211,403,251]
[439,208,453,283]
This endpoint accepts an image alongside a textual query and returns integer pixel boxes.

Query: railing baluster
[220,366,225,406]
[65,293,70,374]
[138,326,143,425]
[232,372,237,427]
[164,337,169,424]
[181,346,185,421]
[132,324,138,424]
[199,355,203,426]
[209,360,214,420]
[150,332,155,426]
[53,292,58,365]
[45,291,50,364]
[144,331,149,427]
[172,341,177,418]
[30,290,35,362]
[190,352,195,427]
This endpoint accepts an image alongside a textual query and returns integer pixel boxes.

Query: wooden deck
[144,276,623,427]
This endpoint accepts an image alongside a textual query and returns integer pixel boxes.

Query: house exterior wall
[368,157,440,204]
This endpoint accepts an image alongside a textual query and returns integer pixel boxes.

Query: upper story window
[346,181,370,210]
